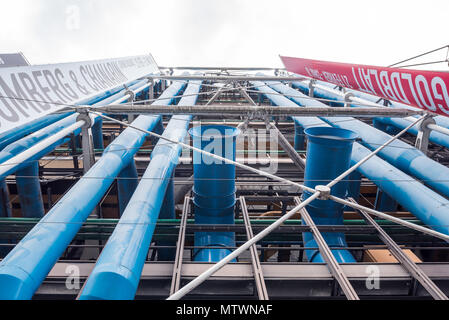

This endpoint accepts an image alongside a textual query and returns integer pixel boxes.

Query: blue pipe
[345,170,362,212]
[117,161,139,217]
[78,79,200,300]
[294,122,305,151]
[0,113,71,151]
[302,127,357,263]
[0,180,11,218]
[0,78,141,152]
[15,162,45,218]
[252,81,449,237]
[0,81,185,300]
[275,81,449,201]
[190,125,240,263]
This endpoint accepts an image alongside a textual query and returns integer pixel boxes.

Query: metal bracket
[76,109,96,175]
[342,92,354,108]
[308,79,316,97]
[315,185,331,200]
[125,90,135,103]
[415,114,436,154]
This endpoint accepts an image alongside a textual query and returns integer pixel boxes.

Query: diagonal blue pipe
[78,79,202,300]
[275,80,449,200]
[295,80,449,150]
[253,80,449,238]
[0,78,155,218]
[0,81,185,300]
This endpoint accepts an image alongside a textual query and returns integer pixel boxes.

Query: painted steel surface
[190,125,240,262]
[302,127,357,262]
[0,81,183,300]
[78,80,200,300]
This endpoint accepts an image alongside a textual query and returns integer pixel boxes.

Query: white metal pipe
[0,121,85,178]
[330,195,449,242]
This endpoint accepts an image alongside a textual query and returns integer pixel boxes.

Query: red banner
[280,56,449,117]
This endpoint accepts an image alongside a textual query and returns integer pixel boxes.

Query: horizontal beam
[150,75,303,81]
[71,105,424,118]
[33,262,449,298]
[158,66,285,71]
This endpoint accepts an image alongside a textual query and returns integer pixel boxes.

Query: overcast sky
[1,0,448,70]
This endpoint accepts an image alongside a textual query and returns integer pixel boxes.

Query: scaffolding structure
[1,64,449,301]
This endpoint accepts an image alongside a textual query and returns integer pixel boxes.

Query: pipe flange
[315,185,331,200]
[76,108,96,129]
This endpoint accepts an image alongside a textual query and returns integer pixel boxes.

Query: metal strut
[239,196,269,300]
[348,198,448,300]
[170,196,190,296]
[294,197,360,300]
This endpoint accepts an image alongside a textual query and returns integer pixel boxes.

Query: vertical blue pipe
[117,161,139,217]
[15,163,45,218]
[0,82,185,300]
[302,127,357,263]
[91,119,104,150]
[0,180,11,218]
[294,122,305,151]
[190,125,240,262]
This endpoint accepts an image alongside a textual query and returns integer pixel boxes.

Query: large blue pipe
[78,80,201,300]
[0,113,71,151]
[0,78,154,217]
[302,127,357,263]
[0,81,185,300]
[190,125,240,262]
[274,81,449,200]
[252,81,449,237]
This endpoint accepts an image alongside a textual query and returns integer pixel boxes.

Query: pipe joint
[420,114,436,131]
[76,109,96,129]
[315,185,331,200]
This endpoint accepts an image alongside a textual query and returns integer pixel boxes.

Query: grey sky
[1,0,448,70]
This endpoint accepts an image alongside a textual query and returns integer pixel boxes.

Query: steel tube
[0,82,185,300]
[78,80,200,300]
[89,104,421,117]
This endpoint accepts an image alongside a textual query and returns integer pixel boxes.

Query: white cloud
[0,0,448,70]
